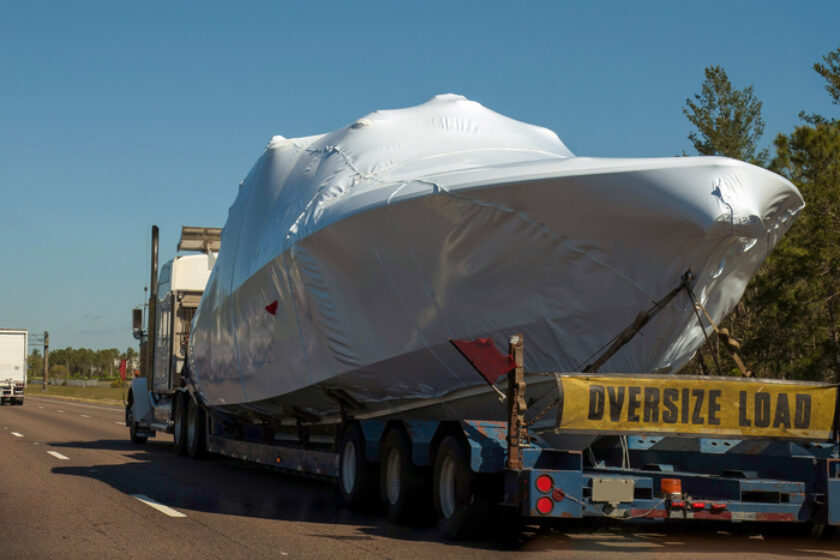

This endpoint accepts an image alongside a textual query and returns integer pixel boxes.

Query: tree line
[28,346,139,380]
[681,45,840,382]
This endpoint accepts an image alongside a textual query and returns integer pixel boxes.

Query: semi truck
[126,225,840,543]
[0,328,28,405]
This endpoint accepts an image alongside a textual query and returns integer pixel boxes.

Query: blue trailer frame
[199,411,840,529]
[338,418,840,527]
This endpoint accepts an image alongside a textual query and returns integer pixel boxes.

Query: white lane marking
[131,494,187,518]
[47,451,70,460]
[56,410,65,413]
[11,432,24,438]
[38,406,44,409]
[80,414,91,418]
[115,421,125,426]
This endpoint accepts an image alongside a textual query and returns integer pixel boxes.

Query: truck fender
[129,377,154,425]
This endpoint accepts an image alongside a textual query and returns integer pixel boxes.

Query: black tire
[380,428,432,523]
[338,424,378,510]
[433,435,490,539]
[129,420,148,444]
[173,392,188,456]
[186,395,207,459]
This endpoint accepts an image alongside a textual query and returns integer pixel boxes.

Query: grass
[24,383,127,406]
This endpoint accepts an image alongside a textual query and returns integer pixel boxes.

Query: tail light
[536,497,553,514]
[535,475,553,493]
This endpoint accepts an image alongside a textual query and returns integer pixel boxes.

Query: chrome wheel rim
[187,401,196,448]
[341,440,356,495]
[439,456,456,519]
[386,448,401,505]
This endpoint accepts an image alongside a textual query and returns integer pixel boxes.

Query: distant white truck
[0,329,27,405]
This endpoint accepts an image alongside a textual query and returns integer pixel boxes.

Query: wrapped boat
[188,94,803,425]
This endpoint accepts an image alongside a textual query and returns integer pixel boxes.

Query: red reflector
[552,488,565,502]
[710,503,727,512]
[536,497,553,514]
[670,500,685,509]
[691,502,706,511]
[535,475,553,493]
[265,300,279,315]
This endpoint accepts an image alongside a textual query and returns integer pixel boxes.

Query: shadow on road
[49,438,840,555]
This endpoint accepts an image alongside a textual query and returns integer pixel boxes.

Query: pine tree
[815,46,840,108]
[737,46,840,381]
[683,66,768,164]
[681,51,840,381]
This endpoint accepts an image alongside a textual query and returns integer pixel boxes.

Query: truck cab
[128,226,220,443]
[152,253,214,393]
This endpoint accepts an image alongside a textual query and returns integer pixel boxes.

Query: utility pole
[42,331,49,391]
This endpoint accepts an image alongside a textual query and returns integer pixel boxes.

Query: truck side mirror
[132,308,144,340]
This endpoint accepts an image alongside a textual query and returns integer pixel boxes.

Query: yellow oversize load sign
[556,374,839,441]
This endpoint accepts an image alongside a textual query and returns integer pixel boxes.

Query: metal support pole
[146,225,159,389]
[506,334,527,470]
[42,331,49,391]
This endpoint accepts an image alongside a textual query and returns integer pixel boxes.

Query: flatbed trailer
[127,226,840,544]
[129,333,840,543]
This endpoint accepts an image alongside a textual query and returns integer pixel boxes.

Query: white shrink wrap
[188,94,803,422]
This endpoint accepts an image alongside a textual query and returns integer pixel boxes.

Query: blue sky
[1,1,838,352]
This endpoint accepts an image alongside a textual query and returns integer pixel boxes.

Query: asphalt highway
[2,395,839,559]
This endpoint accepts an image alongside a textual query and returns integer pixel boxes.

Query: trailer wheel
[380,428,431,523]
[129,420,148,444]
[433,435,489,539]
[126,392,147,444]
[186,396,207,459]
[173,392,188,456]
[338,424,378,509]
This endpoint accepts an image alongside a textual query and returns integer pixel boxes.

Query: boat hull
[190,157,802,423]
